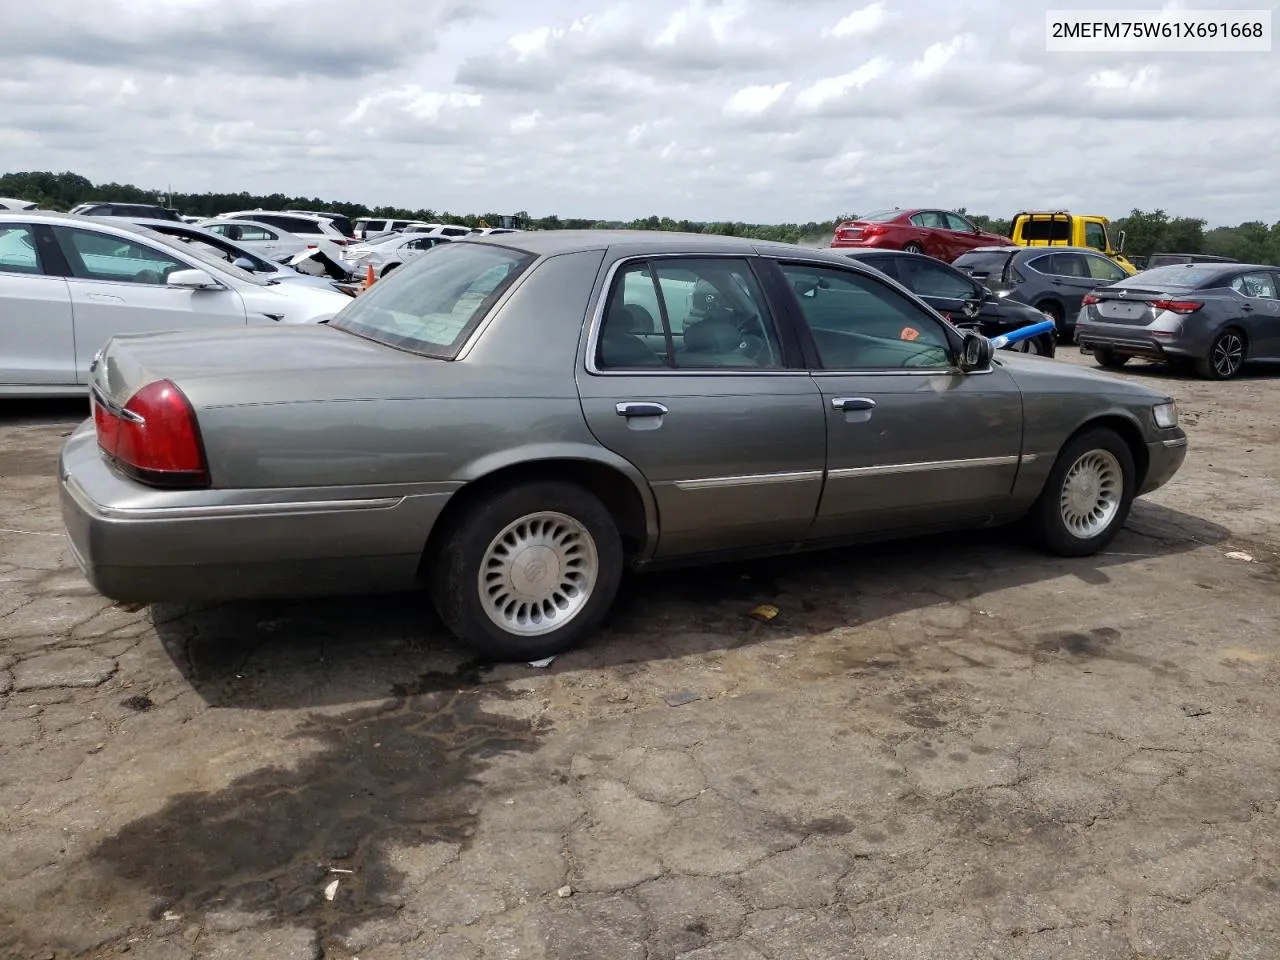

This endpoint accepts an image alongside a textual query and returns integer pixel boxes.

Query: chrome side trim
[62,474,405,522]
[673,469,823,491]
[828,455,1020,480]
[1162,437,1188,449]
[1020,453,1039,464]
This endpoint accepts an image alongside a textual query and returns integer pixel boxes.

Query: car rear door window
[0,224,42,275]
[912,211,946,228]
[52,226,186,285]
[1232,272,1279,299]
[236,224,276,242]
[1032,253,1088,278]
[779,263,952,370]
[597,258,783,371]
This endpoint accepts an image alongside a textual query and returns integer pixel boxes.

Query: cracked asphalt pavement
[2,352,1279,959]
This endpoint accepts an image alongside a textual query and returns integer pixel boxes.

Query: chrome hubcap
[1212,334,1243,377]
[1060,449,1123,539]
[478,511,598,637]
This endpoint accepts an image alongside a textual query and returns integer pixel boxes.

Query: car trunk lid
[1088,286,1186,326]
[91,324,442,409]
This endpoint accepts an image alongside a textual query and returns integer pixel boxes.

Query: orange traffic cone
[364,264,375,289]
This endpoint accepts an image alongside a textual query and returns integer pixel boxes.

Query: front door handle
[87,293,125,303]
[616,401,668,418]
[1242,303,1255,312]
[832,397,876,411]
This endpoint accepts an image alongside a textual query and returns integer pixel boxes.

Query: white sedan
[0,212,352,397]
[346,232,451,278]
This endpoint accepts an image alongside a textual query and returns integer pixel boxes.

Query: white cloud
[724,82,790,116]
[794,58,891,112]
[909,35,974,80]
[0,0,1275,227]
[826,2,888,38]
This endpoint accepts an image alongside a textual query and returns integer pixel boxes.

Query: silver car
[59,231,1188,660]
[1,212,353,397]
[1076,262,1280,379]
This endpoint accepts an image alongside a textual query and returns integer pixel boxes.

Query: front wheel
[1030,428,1136,557]
[428,482,623,661]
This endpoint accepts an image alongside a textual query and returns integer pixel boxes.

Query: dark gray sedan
[60,231,1188,660]
[953,245,1130,341]
[1077,263,1280,379]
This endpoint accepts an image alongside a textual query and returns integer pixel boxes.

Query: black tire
[1195,328,1246,380]
[1093,347,1130,370]
[903,242,924,255]
[380,262,400,278]
[428,481,624,661]
[1030,428,1136,558]
[1011,333,1055,357]
[1036,301,1067,342]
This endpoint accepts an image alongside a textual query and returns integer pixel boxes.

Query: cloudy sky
[1,0,1276,225]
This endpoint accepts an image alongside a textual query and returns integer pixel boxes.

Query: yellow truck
[1009,212,1138,274]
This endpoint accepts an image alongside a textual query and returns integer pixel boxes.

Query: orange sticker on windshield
[900,327,920,341]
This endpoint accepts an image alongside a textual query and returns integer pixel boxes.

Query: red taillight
[1082,294,1100,305]
[861,223,886,236]
[1153,299,1203,315]
[94,380,209,488]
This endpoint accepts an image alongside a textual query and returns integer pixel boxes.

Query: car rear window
[855,209,901,223]
[329,241,534,359]
[952,251,1013,279]
[1018,218,1072,242]
[1121,264,1234,290]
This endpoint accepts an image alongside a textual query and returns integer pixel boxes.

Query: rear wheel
[380,262,400,278]
[1196,328,1246,380]
[1093,347,1130,369]
[1030,428,1136,557]
[428,481,623,661]
[903,242,924,255]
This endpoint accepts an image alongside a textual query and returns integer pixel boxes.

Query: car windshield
[1119,264,1233,290]
[134,228,266,284]
[329,241,534,358]
[856,209,901,223]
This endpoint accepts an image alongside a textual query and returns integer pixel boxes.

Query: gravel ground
[1,350,1278,960]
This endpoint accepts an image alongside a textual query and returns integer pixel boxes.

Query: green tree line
[3,170,1276,262]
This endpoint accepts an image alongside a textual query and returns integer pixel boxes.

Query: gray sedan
[1076,263,1280,379]
[59,231,1187,660]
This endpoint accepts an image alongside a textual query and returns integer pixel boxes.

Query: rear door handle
[87,293,125,303]
[616,401,668,418]
[832,397,876,411]
[1242,303,1255,312]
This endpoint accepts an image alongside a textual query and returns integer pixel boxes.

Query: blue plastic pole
[987,318,1056,350]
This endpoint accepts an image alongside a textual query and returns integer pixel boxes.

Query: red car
[830,208,1009,263]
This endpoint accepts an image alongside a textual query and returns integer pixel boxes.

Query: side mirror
[960,332,993,371]
[167,268,220,289]
[1116,230,1126,253]
[232,256,257,271]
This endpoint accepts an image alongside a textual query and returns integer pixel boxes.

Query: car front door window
[52,226,187,285]
[597,258,783,370]
[1084,222,1107,251]
[944,213,974,232]
[1083,255,1127,282]
[778,263,953,370]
